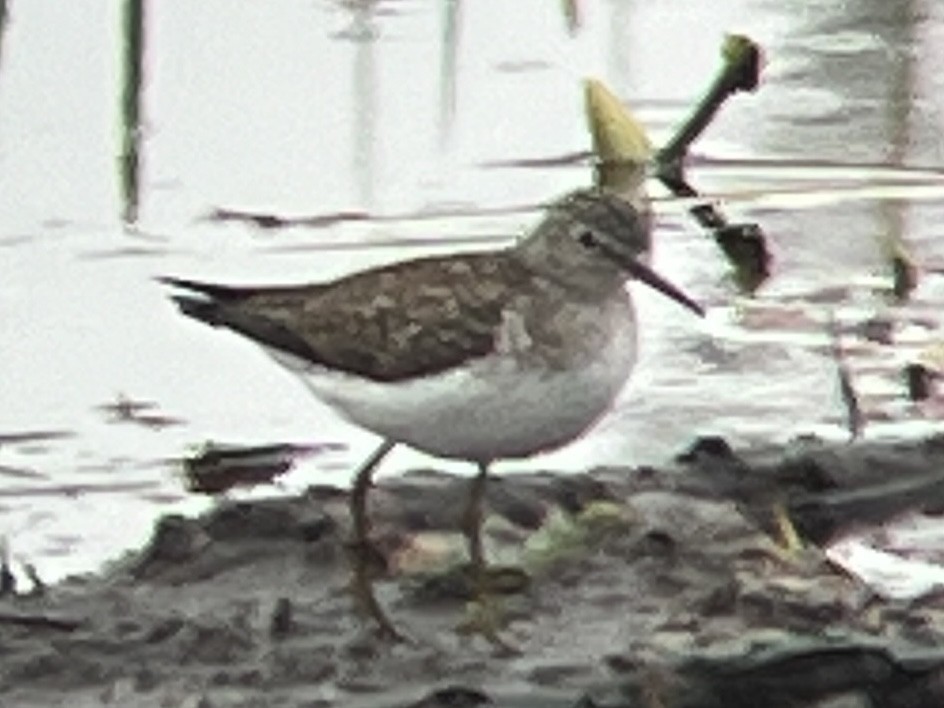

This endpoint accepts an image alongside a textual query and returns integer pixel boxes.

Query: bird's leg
[348,438,405,641]
[458,463,517,653]
[463,462,489,573]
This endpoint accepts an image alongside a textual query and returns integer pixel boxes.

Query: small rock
[406,685,492,708]
[270,597,293,639]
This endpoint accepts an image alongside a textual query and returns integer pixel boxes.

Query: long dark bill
[610,250,705,317]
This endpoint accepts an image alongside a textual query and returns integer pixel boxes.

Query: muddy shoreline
[3,435,944,707]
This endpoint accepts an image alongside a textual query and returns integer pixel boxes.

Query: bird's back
[164,250,538,382]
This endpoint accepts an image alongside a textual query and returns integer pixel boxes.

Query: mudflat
[3,435,944,708]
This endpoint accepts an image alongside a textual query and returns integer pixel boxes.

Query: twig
[652,35,770,292]
[0,613,82,632]
[23,563,46,598]
[0,538,14,597]
[656,35,760,169]
[827,311,863,441]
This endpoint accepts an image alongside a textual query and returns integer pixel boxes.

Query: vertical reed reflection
[119,0,146,228]
[562,0,581,36]
[0,0,8,69]
[438,0,461,150]
[876,0,918,299]
[606,0,634,91]
[350,2,378,207]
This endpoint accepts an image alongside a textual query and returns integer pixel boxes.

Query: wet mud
[4,435,944,707]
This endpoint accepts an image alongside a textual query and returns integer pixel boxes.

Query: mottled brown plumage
[165,253,534,381]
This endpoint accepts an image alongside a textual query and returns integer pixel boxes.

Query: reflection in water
[763,0,928,164]
[561,0,581,36]
[606,0,634,91]
[438,0,462,150]
[5,0,944,585]
[349,4,379,207]
[119,0,146,227]
[690,0,944,288]
[0,0,8,68]
[875,0,917,299]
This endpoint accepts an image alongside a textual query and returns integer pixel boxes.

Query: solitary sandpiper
[162,186,703,641]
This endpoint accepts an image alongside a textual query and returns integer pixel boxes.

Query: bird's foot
[454,563,528,655]
[347,539,410,644]
[456,593,521,656]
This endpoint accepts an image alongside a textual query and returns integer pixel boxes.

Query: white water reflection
[0,0,942,582]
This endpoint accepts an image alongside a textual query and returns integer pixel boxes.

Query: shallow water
[1,0,943,581]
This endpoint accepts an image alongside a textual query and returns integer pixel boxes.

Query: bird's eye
[578,230,597,248]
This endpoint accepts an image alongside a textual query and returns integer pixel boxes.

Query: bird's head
[518,188,703,316]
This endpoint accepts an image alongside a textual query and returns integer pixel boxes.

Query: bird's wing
[163,253,533,382]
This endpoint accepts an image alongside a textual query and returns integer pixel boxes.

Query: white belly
[266,297,638,462]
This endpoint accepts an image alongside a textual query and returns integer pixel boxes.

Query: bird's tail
[158,276,247,328]
[157,276,251,301]
[168,293,223,328]
[159,276,318,362]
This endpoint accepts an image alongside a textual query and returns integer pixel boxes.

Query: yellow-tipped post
[584,78,652,198]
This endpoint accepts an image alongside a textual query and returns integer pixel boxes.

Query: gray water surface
[1,0,943,580]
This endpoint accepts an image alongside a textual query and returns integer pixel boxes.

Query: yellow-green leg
[458,462,519,654]
[463,463,489,571]
[349,438,406,641]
